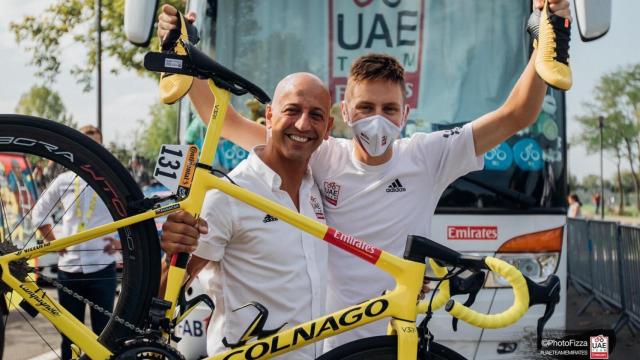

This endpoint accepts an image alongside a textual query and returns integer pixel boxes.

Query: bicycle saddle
[145,12,271,104]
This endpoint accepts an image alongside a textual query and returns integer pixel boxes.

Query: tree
[15,85,76,127]
[134,102,179,161]
[574,64,640,211]
[10,0,183,91]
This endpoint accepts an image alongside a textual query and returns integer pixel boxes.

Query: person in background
[567,193,582,218]
[32,125,121,360]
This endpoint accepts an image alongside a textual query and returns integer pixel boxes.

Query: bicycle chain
[38,273,148,336]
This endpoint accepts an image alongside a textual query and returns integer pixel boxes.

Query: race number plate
[153,144,199,197]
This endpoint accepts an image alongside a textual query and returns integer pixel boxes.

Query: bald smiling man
[160,73,334,360]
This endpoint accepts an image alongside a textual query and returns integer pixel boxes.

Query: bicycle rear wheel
[0,115,161,356]
[318,335,467,360]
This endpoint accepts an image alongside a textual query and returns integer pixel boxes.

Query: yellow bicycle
[0,12,561,360]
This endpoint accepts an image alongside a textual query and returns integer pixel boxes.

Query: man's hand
[535,0,571,20]
[161,211,208,256]
[103,236,121,255]
[156,4,196,42]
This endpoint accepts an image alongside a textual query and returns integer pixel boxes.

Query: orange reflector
[564,18,570,28]
[497,226,563,253]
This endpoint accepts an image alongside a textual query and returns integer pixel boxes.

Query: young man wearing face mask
[157,0,570,351]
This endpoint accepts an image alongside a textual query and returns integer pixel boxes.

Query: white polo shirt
[309,123,484,350]
[194,147,328,359]
[31,171,117,274]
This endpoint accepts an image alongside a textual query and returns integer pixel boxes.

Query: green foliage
[10,0,184,91]
[574,64,640,211]
[107,141,132,165]
[134,102,179,161]
[15,85,76,127]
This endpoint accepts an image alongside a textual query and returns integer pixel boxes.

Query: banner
[329,0,424,108]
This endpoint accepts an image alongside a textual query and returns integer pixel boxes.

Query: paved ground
[566,283,639,360]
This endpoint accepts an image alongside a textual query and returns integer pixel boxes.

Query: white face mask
[346,114,402,157]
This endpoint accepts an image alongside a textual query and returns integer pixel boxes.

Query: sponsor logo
[262,214,279,223]
[80,164,128,217]
[0,137,74,162]
[165,58,183,69]
[221,299,388,360]
[447,226,498,240]
[333,230,375,254]
[323,181,341,206]
[24,242,52,254]
[155,203,180,215]
[590,335,608,359]
[442,127,461,138]
[179,145,199,188]
[19,284,60,316]
[309,195,325,220]
[386,179,406,192]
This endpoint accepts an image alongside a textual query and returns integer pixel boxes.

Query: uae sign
[329,0,425,108]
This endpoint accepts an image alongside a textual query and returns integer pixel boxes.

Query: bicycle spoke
[5,295,62,360]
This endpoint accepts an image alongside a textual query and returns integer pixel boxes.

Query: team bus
[126,0,610,358]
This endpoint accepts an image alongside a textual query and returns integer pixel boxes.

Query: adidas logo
[386,179,406,192]
[263,214,279,223]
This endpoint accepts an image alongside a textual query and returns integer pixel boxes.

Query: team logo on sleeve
[442,127,461,138]
[323,181,341,206]
[309,195,325,220]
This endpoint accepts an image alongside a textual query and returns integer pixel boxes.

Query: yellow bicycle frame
[0,79,529,360]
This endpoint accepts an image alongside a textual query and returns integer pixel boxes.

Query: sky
[1,0,639,181]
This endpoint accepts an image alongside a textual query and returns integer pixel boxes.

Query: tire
[318,335,467,360]
[0,115,160,354]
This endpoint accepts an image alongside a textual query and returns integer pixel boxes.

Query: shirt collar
[247,145,315,192]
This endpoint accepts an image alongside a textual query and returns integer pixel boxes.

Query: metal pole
[599,115,604,220]
[96,0,102,132]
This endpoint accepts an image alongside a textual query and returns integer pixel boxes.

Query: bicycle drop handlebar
[406,235,560,349]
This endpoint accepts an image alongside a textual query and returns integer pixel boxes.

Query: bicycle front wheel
[0,115,161,357]
[318,335,467,360]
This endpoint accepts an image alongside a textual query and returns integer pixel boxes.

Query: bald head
[272,72,331,109]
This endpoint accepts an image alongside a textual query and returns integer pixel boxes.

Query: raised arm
[471,0,570,156]
[189,78,266,150]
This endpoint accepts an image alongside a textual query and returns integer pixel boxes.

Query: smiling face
[265,73,333,163]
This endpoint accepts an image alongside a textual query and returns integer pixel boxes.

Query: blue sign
[484,142,513,171]
[214,140,249,171]
[512,138,543,171]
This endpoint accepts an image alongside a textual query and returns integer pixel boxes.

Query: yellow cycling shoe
[159,73,194,105]
[535,0,572,90]
[159,12,198,104]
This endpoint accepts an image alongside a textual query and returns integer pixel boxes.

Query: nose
[294,112,313,132]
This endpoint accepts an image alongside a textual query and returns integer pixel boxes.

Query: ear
[340,101,349,124]
[325,116,334,140]
[402,104,411,125]
[265,104,273,128]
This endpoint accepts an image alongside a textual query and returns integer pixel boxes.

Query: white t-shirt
[31,171,116,274]
[310,123,484,350]
[193,148,328,359]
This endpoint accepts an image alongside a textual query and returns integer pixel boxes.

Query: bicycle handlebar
[445,257,529,328]
[405,235,560,347]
